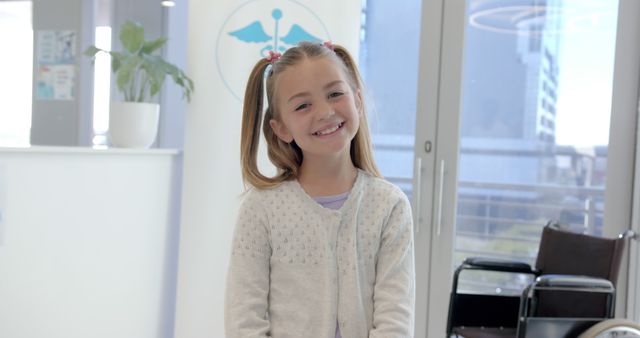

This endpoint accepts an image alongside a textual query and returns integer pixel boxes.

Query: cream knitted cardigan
[225,170,415,338]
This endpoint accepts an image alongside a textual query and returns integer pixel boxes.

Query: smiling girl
[225,41,415,338]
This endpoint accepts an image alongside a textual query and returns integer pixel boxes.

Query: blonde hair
[240,41,381,189]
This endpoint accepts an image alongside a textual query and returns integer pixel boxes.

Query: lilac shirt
[313,191,350,338]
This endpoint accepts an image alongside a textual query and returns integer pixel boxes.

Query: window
[0,1,33,147]
[92,26,111,147]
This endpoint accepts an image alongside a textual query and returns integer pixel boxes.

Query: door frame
[615,0,640,322]
[413,0,467,336]
[411,0,442,333]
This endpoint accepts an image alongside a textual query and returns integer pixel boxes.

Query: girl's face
[269,57,362,161]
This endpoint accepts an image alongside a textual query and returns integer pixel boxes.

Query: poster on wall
[207,0,362,175]
[35,30,76,100]
[213,0,360,102]
[174,2,364,337]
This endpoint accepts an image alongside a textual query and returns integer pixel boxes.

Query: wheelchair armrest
[532,274,615,293]
[462,257,537,274]
[451,257,538,297]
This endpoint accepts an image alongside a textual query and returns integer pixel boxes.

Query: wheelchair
[446,221,640,338]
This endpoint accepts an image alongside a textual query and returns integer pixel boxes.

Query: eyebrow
[287,80,345,103]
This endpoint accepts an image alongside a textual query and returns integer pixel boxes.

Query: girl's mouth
[313,122,345,137]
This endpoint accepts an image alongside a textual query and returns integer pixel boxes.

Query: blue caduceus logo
[228,8,321,57]
[216,1,330,100]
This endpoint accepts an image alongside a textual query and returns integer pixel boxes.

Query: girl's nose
[317,102,336,120]
[323,110,336,119]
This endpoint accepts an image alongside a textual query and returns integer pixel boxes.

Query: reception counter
[0,146,182,338]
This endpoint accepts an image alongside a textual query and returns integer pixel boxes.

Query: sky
[554,0,618,147]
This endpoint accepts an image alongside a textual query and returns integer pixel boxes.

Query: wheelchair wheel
[578,319,640,338]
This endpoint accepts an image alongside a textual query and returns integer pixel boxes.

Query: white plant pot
[109,101,160,148]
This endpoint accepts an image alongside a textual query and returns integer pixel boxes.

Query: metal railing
[374,137,608,293]
[456,181,604,294]
[385,174,605,294]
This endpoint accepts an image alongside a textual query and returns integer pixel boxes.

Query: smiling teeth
[315,123,343,136]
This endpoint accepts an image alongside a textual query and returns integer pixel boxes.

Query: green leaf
[141,55,167,99]
[116,57,140,94]
[83,45,102,57]
[149,81,161,98]
[120,21,145,54]
[141,37,167,54]
[110,51,124,72]
[186,76,194,91]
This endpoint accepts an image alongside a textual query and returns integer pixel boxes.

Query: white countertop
[0,146,181,156]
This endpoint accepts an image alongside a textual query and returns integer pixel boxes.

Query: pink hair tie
[323,41,335,50]
[266,50,281,64]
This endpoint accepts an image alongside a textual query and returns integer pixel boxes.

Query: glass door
[414,0,640,336]
[358,0,422,196]
[454,0,620,292]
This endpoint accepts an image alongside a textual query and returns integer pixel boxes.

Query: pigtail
[333,44,382,178]
[333,45,363,90]
[240,59,272,188]
[241,58,301,190]
[262,106,303,182]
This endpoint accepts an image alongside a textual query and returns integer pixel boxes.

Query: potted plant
[85,20,194,148]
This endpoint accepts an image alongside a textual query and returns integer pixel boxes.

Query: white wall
[0,147,181,338]
[175,1,362,337]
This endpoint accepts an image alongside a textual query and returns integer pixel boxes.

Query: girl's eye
[329,91,344,99]
[294,103,309,111]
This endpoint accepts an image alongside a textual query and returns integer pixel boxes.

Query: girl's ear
[355,89,363,116]
[270,119,294,143]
